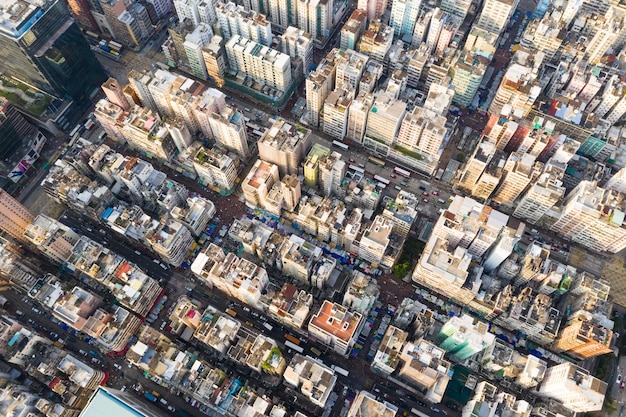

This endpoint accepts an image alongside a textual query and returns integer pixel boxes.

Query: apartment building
[475,0,518,35]
[24,215,82,264]
[491,153,543,206]
[340,9,367,50]
[146,218,194,266]
[193,146,238,191]
[392,106,446,175]
[372,326,408,375]
[389,0,420,39]
[170,196,215,237]
[242,159,280,208]
[0,190,32,243]
[513,162,566,224]
[225,35,293,92]
[308,300,363,356]
[343,272,380,315]
[283,354,337,407]
[553,316,613,359]
[208,107,249,158]
[363,92,407,157]
[358,20,394,66]
[202,36,226,87]
[279,234,323,284]
[258,118,311,175]
[305,49,341,127]
[438,314,495,361]
[550,181,626,253]
[358,215,393,265]
[191,244,268,309]
[216,2,272,45]
[347,391,398,417]
[451,51,490,107]
[399,338,451,404]
[490,48,543,117]
[346,92,374,143]
[267,284,313,328]
[184,24,214,79]
[323,89,353,139]
[382,191,419,237]
[280,26,313,76]
[537,363,606,412]
[65,238,162,317]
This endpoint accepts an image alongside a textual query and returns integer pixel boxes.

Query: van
[16,310,23,316]
[394,185,402,191]
[438,198,445,204]
[135,250,142,255]
[153,259,160,264]
[159,398,168,406]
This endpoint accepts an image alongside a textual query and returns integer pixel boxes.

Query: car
[114,363,123,370]
[121,385,127,392]
[432,190,440,196]
[423,199,429,203]
[185,286,193,292]
[618,374,622,384]
[390,174,396,178]
[430,407,441,414]
[621,380,625,391]
[167,405,176,412]
[243,306,251,313]
[422,192,430,196]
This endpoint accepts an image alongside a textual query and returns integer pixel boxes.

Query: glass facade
[0,0,106,100]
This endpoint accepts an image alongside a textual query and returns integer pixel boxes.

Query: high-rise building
[458,137,497,192]
[174,0,201,25]
[101,78,131,111]
[335,50,369,93]
[208,107,249,158]
[225,35,293,92]
[216,2,272,45]
[305,48,341,127]
[393,106,447,175]
[475,0,518,35]
[79,387,170,417]
[241,159,280,208]
[267,0,296,28]
[258,118,311,176]
[491,152,542,206]
[490,48,542,116]
[513,162,566,224]
[192,146,238,191]
[202,35,226,86]
[553,317,613,359]
[358,0,387,21]
[389,0,421,40]
[537,363,606,412]
[519,11,566,61]
[280,26,313,76]
[450,51,490,107]
[184,23,213,79]
[66,0,99,32]
[440,0,471,20]
[363,92,407,156]
[0,0,106,100]
[346,92,374,143]
[323,89,353,139]
[0,189,34,241]
[358,215,393,264]
[549,181,626,254]
[358,20,394,65]
[438,314,495,360]
[340,9,367,50]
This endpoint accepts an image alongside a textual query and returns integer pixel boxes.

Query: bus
[284,334,301,345]
[368,155,386,167]
[69,124,83,137]
[373,175,390,185]
[410,408,429,417]
[349,164,364,173]
[394,166,411,178]
[285,340,304,353]
[108,40,123,51]
[331,365,350,377]
[332,140,349,150]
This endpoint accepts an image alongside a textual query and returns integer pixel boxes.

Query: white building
[537,363,606,412]
[208,106,249,158]
[225,35,293,92]
[192,147,238,191]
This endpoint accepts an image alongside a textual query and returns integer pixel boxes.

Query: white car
[618,374,623,384]
[114,363,123,370]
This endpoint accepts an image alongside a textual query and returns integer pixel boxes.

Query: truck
[284,333,301,345]
[225,308,237,317]
[144,392,157,402]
